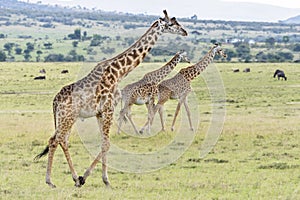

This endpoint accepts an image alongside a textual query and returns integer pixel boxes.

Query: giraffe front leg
[125,105,140,134]
[183,98,194,131]
[80,111,112,187]
[140,100,154,134]
[59,136,81,187]
[171,101,182,132]
[101,146,110,187]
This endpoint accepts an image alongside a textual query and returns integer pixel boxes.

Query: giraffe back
[158,73,191,99]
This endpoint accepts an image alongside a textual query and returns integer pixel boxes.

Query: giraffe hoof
[105,183,111,189]
[75,176,85,187]
[46,181,56,188]
[103,180,111,187]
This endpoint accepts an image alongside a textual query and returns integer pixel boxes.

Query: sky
[22,0,300,22]
[222,0,300,9]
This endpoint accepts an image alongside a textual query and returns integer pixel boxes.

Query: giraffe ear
[163,10,170,22]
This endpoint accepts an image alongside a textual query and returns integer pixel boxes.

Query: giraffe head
[158,10,188,36]
[213,44,227,58]
[178,50,191,63]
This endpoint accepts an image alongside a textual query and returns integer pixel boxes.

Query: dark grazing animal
[273,69,287,81]
[34,75,46,80]
[61,69,69,74]
[243,68,250,73]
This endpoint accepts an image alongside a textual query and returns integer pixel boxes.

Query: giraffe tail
[34,145,49,161]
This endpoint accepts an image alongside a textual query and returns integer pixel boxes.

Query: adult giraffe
[34,10,187,188]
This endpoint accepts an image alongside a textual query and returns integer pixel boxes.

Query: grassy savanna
[0,62,299,199]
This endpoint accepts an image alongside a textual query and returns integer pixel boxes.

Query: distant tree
[265,37,275,48]
[90,39,102,46]
[41,23,54,28]
[26,42,35,52]
[5,21,11,26]
[15,47,22,55]
[24,53,31,62]
[68,29,81,40]
[36,50,43,62]
[89,34,109,47]
[0,51,6,61]
[255,52,268,62]
[82,31,87,40]
[256,51,293,62]
[4,42,14,55]
[76,55,85,61]
[235,43,251,62]
[68,49,77,57]
[123,24,137,29]
[277,52,293,61]
[191,14,198,20]
[224,49,237,62]
[293,43,300,52]
[210,39,217,44]
[72,41,79,47]
[86,47,97,55]
[67,50,85,61]
[24,49,31,55]
[0,33,5,38]
[282,36,289,45]
[44,54,65,62]
[150,48,174,56]
[101,47,115,54]
[74,28,81,40]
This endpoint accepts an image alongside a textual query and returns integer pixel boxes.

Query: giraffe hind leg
[34,143,56,188]
[42,117,79,188]
[157,104,165,132]
[45,135,59,188]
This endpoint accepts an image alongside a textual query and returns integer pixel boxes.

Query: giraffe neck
[143,54,182,83]
[179,48,216,81]
[88,21,163,84]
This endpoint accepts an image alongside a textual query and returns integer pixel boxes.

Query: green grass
[0,62,299,199]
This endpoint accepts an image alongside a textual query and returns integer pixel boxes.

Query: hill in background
[281,15,300,24]
[1,0,300,63]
